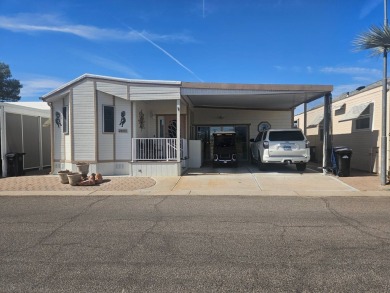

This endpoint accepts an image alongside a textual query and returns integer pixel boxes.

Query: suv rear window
[268,131,304,141]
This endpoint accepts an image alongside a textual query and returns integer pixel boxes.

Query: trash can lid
[334,149,352,155]
[333,146,352,152]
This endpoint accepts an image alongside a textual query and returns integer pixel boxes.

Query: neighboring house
[294,80,382,173]
[42,74,332,176]
[0,102,51,177]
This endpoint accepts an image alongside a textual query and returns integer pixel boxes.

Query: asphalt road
[1,195,390,292]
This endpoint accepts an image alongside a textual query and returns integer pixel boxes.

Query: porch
[130,138,189,176]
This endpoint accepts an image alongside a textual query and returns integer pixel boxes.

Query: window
[103,105,115,133]
[354,104,372,131]
[62,106,69,134]
[268,130,304,141]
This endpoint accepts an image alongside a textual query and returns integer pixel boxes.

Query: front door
[157,115,186,138]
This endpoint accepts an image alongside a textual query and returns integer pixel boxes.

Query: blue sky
[0,0,386,110]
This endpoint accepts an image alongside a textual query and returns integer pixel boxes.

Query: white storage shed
[0,102,51,177]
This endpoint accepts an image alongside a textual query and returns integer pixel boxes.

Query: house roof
[0,102,50,117]
[5,102,50,110]
[41,74,182,100]
[41,74,333,111]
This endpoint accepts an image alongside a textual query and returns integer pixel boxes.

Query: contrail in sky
[127,26,203,82]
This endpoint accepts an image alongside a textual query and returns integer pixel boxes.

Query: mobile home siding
[115,97,132,160]
[98,91,114,161]
[52,100,65,161]
[73,81,96,162]
[97,81,128,100]
[193,108,292,138]
[130,85,181,101]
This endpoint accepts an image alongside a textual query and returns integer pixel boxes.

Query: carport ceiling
[181,82,333,110]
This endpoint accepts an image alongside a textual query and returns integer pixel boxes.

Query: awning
[307,114,324,128]
[332,103,345,111]
[339,102,371,122]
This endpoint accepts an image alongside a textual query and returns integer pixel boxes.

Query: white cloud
[274,65,313,73]
[320,66,381,77]
[20,76,65,99]
[0,13,194,43]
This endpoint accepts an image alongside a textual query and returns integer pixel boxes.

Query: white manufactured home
[42,74,332,176]
[0,102,51,177]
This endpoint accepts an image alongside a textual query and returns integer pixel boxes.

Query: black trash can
[5,152,25,177]
[333,147,352,177]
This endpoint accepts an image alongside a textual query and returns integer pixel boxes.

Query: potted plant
[67,172,82,186]
[58,170,70,184]
[76,162,89,178]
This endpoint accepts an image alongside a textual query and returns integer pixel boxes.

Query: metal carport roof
[181,82,333,110]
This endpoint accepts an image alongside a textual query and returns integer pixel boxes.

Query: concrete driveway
[170,163,358,196]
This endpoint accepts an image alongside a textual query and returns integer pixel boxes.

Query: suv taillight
[263,141,269,149]
[305,140,310,148]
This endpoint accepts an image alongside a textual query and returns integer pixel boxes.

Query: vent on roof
[356,86,365,91]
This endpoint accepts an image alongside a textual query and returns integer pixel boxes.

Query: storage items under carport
[332,147,352,177]
[5,152,26,176]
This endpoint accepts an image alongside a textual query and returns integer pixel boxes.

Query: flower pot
[58,170,70,184]
[67,172,82,186]
[76,163,89,177]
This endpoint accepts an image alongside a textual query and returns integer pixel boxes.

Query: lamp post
[381,0,388,185]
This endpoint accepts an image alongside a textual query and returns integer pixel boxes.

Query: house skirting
[130,161,187,176]
[53,160,188,176]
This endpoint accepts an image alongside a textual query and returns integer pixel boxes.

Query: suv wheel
[296,163,306,172]
[258,152,266,171]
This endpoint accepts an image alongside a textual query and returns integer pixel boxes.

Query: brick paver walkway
[0,176,156,192]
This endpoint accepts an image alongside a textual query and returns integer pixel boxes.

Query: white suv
[250,128,310,171]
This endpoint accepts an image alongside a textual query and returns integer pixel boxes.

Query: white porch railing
[132,138,187,161]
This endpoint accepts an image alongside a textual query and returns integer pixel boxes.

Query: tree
[353,24,390,185]
[0,62,22,102]
[353,25,390,54]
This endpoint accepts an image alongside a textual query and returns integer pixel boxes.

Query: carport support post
[303,102,307,135]
[176,100,181,162]
[322,93,332,174]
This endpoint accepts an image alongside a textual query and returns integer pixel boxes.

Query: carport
[181,82,333,172]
